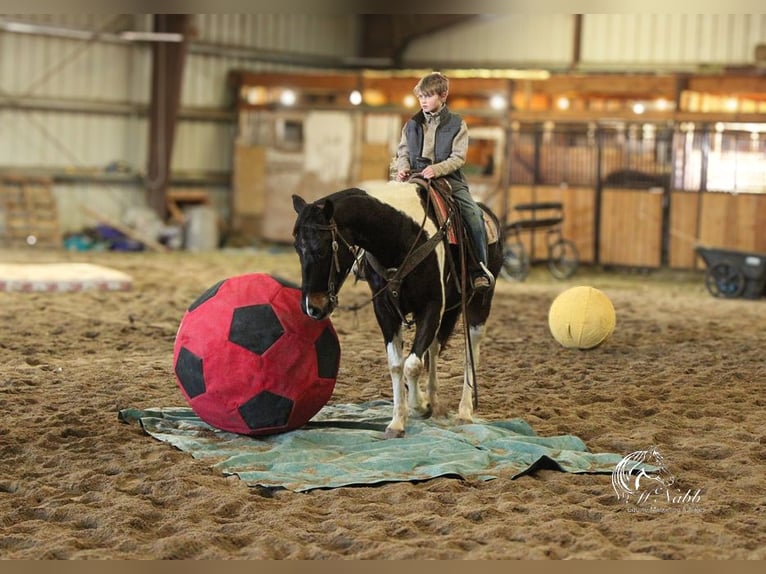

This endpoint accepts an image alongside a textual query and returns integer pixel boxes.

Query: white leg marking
[458,323,484,422]
[385,330,407,438]
[404,352,429,416]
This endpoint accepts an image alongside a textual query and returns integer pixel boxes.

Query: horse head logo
[612,446,675,502]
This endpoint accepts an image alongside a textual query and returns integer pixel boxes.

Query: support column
[146,14,190,219]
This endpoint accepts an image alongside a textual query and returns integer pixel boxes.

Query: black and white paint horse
[292,182,503,438]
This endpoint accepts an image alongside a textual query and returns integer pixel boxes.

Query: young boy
[394,72,494,292]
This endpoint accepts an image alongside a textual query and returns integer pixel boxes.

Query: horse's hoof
[384,427,405,439]
[456,415,474,425]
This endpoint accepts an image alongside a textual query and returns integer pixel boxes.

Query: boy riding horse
[394,72,495,293]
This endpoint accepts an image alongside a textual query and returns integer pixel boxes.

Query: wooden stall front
[505,184,596,264]
[599,188,664,268]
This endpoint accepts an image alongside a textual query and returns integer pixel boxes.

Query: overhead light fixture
[489,94,507,110]
[119,31,183,43]
[632,102,645,114]
[280,89,297,106]
[349,90,363,106]
[0,19,95,40]
[0,19,183,43]
[403,94,416,108]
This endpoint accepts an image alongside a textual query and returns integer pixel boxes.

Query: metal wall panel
[180,14,358,108]
[172,119,235,173]
[192,14,357,56]
[0,109,143,168]
[403,15,574,67]
[582,14,766,68]
[405,14,766,69]
[0,33,147,102]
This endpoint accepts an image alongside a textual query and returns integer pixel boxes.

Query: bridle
[299,219,359,309]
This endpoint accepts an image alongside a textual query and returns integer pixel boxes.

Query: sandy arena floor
[0,246,764,559]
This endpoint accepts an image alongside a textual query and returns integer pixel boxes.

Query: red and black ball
[173,273,340,436]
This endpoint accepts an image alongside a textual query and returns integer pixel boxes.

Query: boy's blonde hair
[414,72,449,97]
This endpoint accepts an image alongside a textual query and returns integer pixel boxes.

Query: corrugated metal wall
[0,14,358,232]
[403,14,574,67]
[582,14,766,69]
[404,14,766,69]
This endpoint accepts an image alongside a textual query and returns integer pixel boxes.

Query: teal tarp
[119,400,623,492]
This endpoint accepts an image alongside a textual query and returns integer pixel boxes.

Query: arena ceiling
[358,15,481,66]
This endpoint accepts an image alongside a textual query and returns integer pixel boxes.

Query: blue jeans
[449,185,488,266]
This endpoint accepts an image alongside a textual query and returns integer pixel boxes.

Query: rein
[300,187,480,408]
[420,179,480,409]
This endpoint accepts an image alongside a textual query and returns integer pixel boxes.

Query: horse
[291,181,504,438]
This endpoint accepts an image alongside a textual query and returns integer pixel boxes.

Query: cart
[695,245,766,299]
[500,201,579,282]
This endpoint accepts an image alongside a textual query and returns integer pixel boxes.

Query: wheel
[705,262,746,298]
[500,243,530,282]
[548,239,579,279]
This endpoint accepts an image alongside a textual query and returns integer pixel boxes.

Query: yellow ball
[548,286,616,349]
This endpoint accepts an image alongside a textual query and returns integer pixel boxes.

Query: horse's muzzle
[303,292,334,320]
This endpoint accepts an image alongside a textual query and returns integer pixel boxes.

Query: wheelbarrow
[695,245,766,299]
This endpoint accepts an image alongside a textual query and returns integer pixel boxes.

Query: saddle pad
[119,400,624,492]
[483,211,499,245]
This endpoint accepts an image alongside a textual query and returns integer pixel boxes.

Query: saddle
[407,175,498,246]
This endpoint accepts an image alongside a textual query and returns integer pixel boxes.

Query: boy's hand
[396,169,411,182]
[420,166,435,179]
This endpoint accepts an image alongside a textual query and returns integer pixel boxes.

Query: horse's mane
[327,186,428,239]
[322,187,369,204]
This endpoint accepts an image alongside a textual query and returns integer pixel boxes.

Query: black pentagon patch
[239,390,294,430]
[272,275,300,290]
[175,347,206,398]
[229,304,284,354]
[315,326,340,379]
[188,279,226,312]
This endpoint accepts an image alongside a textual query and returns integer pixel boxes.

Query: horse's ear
[292,194,307,214]
[322,200,334,220]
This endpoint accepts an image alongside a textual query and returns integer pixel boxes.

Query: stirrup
[473,275,491,291]
[476,262,495,290]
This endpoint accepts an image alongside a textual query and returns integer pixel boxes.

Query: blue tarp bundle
[119,400,623,492]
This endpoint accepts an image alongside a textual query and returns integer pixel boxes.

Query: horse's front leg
[458,322,485,423]
[384,328,408,438]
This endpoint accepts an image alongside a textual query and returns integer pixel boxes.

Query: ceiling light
[280,89,297,106]
[119,31,183,42]
[489,95,507,110]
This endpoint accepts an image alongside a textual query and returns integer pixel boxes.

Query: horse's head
[292,194,357,320]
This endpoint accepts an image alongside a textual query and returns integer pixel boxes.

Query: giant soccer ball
[173,273,341,436]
